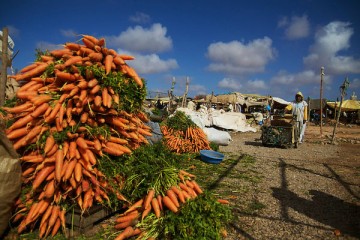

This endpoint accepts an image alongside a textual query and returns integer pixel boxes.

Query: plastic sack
[145,121,163,144]
[0,131,21,237]
[203,127,232,146]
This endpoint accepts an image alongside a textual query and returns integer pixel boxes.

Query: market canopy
[327,100,360,111]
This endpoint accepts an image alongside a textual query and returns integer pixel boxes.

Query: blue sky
[1,0,360,101]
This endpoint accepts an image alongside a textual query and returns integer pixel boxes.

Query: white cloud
[36,41,63,51]
[129,12,151,24]
[207,37,276,75]
[279,15,310,40]
[218,78,242,91]
[126,53,178,74]
[246,79,267,90]
[60,29,78,38]
[304,21,360,75]
[7,25,20,38]
[270,70,319,86]
[106,23,172,53]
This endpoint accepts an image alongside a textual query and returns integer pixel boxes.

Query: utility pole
[1,27,9,106]
[320,67,325,136]
[331,77,350,144]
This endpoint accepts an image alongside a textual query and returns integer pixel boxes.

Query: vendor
[285,92,308,143]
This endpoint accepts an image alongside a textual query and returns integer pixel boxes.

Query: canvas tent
[327,100,360,112]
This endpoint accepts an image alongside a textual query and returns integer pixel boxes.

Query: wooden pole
[181,77,189,108]
[0,27,9,106]
[331,77,350,144]
[320,67,324,136]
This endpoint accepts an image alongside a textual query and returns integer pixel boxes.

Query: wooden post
[320,67,324,136]
[331,77,350,144]
[0,27,9,106]
[181,77,189,108]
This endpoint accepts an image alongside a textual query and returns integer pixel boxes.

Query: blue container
[200,150,225,164]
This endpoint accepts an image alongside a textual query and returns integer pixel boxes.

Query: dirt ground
[219,123,360,240]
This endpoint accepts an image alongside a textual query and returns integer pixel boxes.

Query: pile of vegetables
[161,111,211,153]
[109,143,231,240]
[3,35,151,238]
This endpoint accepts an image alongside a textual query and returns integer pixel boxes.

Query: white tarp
[209,110,257,132]
[0,31,14,57]
[176,107,257,133]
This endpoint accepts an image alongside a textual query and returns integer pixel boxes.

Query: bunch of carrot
[161,125,211,153]
[3,34,152,238]
[113,169,204,239]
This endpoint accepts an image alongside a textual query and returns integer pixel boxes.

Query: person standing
[285,92,308,143]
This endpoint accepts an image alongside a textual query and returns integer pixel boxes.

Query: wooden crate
[65,205,114,233]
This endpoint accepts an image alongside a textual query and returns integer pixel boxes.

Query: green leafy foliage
[163,111,196,132]
[161,191,232,240]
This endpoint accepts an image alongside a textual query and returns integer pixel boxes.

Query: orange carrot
[104,55,113,75]
[55,70,77,82]
[44,180,55,198]
[51,218,61,237]
[141,204,152,220]
[44,135,56,155]
[217,199,230,204]
[50,48,72,58]
[157,195,163,211]
[166,189,180,208]
[8,114,34,131]
[118,54,135,60]
[14,63,50,81]
[162,196,178,213]
[32,165,55,190]
[151,198,161,218]
[116,210,139,223]
[6,126,29,140]
[63,159,77,181]
[76,137,88,150]
[191,180,203,194]
[88,52,103,62]
[31,102,50,118]
[125,199,144,214]
[19,62,38,73]
[171,186,186,204]
[55,149,64,182]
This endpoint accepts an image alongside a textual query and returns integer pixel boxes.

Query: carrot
[185,180,195,189]
[116,210,139,223]
[29,102,49,119]
[44,101,61,123]
[61,83,76,91]
[108,136,128,145]
[89,84,101,95]
[88,52,103,62]
[151,198,161,218]
[8,114,34,131]
[171,186,186,204]
[82,35,98,47]
[51,218,61,237]
[166,189,180,208]
[162,196,178,213]
[47,205,60,230]
[32,165,55,190]
[19,62,38,73]
[55,149,64,182]
[105,141,131,154]
[14,62,50,81]
[64,56,83,67]
[16,90,38,100]
[65,42,81,51]
[191,180,203,194]
[114,222,135,232]
[125,199,144,214]
[118,54,135,60]
[141,204,152,220]
[31,94,53,106]
[217,199,230,204]
[104,55,113,75]
[103,144,124,156]
[113,55,126,66]
[50,48,72,58]
[44,135,56,155]
[44,180,55,198]
[76,137,88,150]
[63,159,77,181]
[93,95,101,107]
[6,126,29,140]
[2,102,33,113]
[55,70,77,82]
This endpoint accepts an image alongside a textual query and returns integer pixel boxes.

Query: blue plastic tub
[200,150,225,164]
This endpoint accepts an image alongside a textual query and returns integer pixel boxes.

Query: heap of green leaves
[163,111,197,132]
[98,142,186,202]
[160,192,232,240]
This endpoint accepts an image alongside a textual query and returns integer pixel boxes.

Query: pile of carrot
[113,169,204,239]
[3,34,152,238]
[161,125,211,153]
